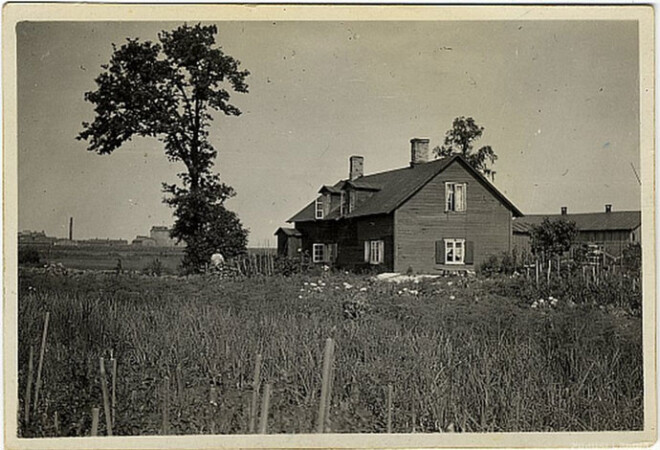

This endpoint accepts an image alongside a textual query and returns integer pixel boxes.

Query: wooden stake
[33,312,50,412]
[324,342,336,433]
[258,383,272,434]
[411,390,417,433]
[386,384,393,433]
[24,346,34,425]
[249,354,262,433]
[91,407,99,436]
[53,411,59,436]
[162,376,170,435]
[99,357,113,435]
[316,338,335,433]
[535,260,539,287]
[176,364,184,404]
[110,357,117,426]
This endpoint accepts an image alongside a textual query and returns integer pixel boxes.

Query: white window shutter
[377,240,384,263]
[364,241,370,262]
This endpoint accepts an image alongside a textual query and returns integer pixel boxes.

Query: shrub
[143,258,164,276]
[18,247,41,266]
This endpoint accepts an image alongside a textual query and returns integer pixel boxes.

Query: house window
[315,197,324,219]
[340,191,346,216]
[312,243,325,263]
[445,239,465,264]
[348,191,356,214]
[445,183,466,212]
[364,240,384,265]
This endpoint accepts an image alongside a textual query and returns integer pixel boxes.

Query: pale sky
[17,20,640,246]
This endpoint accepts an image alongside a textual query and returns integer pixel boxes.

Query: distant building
[512,205,641,257]
[150,226,184,247]
[132,235,157,247]
[18,231,57,246]
[78,238,129,246]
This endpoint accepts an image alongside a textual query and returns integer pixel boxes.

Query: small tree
[529,218,578,260]
[78,23,250,272]
[434,116,497,180]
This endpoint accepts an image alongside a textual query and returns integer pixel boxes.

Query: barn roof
[512,211,641,234]
[274,227,303,237]
[289,155,523,222]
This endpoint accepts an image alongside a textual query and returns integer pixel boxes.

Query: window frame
[445,239,465,265]
[312,243,325,263]
[445,182,467,212]
[315,197,324,219]
[364,239,384,265]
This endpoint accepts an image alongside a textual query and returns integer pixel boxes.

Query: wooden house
[280,138,523,273]
[512,206,641,257]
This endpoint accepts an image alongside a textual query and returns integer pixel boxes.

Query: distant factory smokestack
[69,217,73,241]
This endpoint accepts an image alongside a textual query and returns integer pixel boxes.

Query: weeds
[17,268,643,436]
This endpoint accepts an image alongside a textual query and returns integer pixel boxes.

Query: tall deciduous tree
[77,23,250,271]
[434,116,498,180]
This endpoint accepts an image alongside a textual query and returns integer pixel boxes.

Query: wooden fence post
[162,376,170,435]
[99,357,113,436]
[386,384,393,433]
[91,407,99,436]
[24,346,34,425]
[258,383,272,434]
[33,312,50,412]
[249,354,262,433]
[316,338,335,433]
[111,357,117,426]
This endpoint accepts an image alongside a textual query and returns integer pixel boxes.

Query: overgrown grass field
[17,268,643,436]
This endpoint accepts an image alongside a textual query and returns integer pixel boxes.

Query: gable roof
[274,227,303,237]
[289,155,523,222]
[512,211,641,234]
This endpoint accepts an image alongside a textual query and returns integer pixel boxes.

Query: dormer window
[315,197,324,219]
[445,182,466,212]
[340,191,347,216]
[348,191,356,213]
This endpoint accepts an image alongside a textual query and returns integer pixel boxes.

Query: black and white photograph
[3,4,656,449]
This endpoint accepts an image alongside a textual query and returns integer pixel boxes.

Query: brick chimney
[561,206,567,215]
[605,204,612,213]
[349,155,364,180]
[410,138,430,166]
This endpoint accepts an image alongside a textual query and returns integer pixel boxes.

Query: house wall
[295,214,395,270]
[394,161,512,273]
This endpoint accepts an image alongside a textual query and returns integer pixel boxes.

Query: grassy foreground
[17,268,643,436]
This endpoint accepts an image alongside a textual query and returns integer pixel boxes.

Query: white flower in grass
[304,282,309,286]
[449,295,456,300]
[344,283,353,289]
[298,295,303,299]
[447,282,453,286]
[359,287,368,292]
[550,298,558,307]
[310,282,317,287]
[531,301,538,308]
[409,290,419,295]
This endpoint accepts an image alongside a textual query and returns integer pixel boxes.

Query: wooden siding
[394,161,512,273]
[295,215,394,270]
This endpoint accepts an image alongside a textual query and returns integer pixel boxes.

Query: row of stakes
[24,319,347,436]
